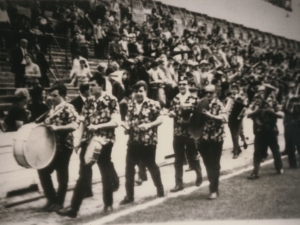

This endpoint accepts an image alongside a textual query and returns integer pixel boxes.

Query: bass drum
[13,123,56,169]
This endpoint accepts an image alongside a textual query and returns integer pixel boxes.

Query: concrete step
[0,87,79,96]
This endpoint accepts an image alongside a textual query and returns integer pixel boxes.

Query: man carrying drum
[57,75,120,218]
[38,82,80,212]
[197,84,228,200]
[168,76,202,192]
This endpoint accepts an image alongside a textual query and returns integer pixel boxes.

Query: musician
[197,84,227,200]
[224,83,248,159]
[57,76,120,218]
[38,83,80,212]
[70,83,93,198]
[120,81,164,205]
[247,85,284,179]
[282,82,300,168]
[169,76,202,192]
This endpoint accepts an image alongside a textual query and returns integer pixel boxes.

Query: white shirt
[135,98,147,114]
[70,56,90,78]
[178,91,190,105]
[105,77,112,95]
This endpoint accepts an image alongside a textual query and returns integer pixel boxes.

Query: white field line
[83,155,287,225]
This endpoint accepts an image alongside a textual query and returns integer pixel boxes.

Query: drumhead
[25,125,56,169]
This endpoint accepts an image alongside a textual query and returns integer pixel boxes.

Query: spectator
[69,51,90,78]
[94,18,106,59]
[24,54,41,87]
[4,89,30,132]
[35,51,50,88]
[11,39,29,88]
[27,86,49,123]
[70,59,92,87]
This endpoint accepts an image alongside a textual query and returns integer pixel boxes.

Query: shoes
[38,201,54,212]
[83,191,93,199]
[135,179,143,186]
[185,167,193,172]
[277,169,284,174]
[195,175,203,187]
[170,185,184,193]
[243,142,248,150]
[56,207,77,218]
[208,192,217,200]
[247,173,259,180]
[157,187,165,197]
[103,205,113,214]
[119,196,134,205]
[233,154,239,159]
[47,203,63,212]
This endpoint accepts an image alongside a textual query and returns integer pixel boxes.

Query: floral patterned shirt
[44,101,80,149]
[125,98,161,146]
[169,92,198,137]
[249,93,279,135]
[82,93,120,143]
[200,98,228,142]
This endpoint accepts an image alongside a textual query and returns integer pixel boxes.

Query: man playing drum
[57,75,120,218]
[168,76,202,192]
[38,82,80,212]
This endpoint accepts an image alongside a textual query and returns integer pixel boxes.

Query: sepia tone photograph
[0,0,300,224]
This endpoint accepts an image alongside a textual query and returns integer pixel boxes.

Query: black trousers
[228,119,242,155]
[285,124,300,168]
[95,38,105,59]
[253,132,282,174]
[198,140,223,193]
[79,142,93,195]
[14,65,26,88]
[125,144,164,199]
[37,145,73,206]
[71,143,117,211]
[173,136,202,186]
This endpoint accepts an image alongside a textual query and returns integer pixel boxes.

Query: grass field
[109,158,300,224]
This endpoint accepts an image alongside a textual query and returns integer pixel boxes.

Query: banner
[17,5,31,18]
[0,9,10,23]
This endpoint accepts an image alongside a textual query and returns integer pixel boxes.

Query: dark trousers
[253,132,282,174]
[79,142,93,195]
[198,140,223,193]
[285,124,300,168]
[228,119,242,155]
[173,136,202,186]
[71,142,117,211]
[38,145,73,206]
[95,39,105,59]
[14,65,26,88]
[125,144,164,199]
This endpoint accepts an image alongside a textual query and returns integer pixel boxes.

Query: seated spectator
[4,89,30,132]
[69,51,90,78]
[24,54,41,87]
[27,86,49,122]
[70,59,92,87]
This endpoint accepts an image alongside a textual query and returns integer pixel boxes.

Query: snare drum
[13,123,56,169]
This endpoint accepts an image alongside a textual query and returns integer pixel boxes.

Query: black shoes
[103,205,113,214]
[157,187,165,197]
[135,178,143,186]
[56,207,77,218]
[195,175,203,187]
[38,201,54,212]
[83,191,93,199]
[119,196,134,205]
[243,142,248,150]
[281,150,288,156]
[247,173,259,180]
[47,203,63,212]
[170,185,184,193]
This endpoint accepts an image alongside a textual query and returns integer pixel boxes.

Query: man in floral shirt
[247,85,283,180]
[168,76,202,193]
[198,84,227,200]
[38,83,80,212]
[120,81,165,205]
[57,76,120,218]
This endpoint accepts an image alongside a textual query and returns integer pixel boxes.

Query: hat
[97,62,107,71]
[204,85,216,92]
[231,83,239,90]
[20,39,28,44]
[133,80,148,91]
[199,60,209,65]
